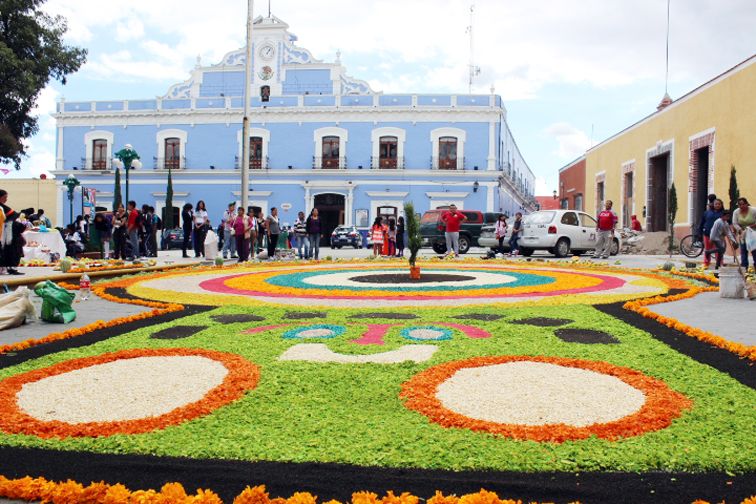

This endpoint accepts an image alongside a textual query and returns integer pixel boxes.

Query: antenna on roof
[665,0,670,94]
[466,1,480,93]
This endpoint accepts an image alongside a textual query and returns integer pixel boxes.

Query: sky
[7,0,756,196]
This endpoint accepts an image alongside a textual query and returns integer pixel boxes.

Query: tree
[403,201,423,269]
[114,168,122,211]
[165,168,174,230]
[729,165,740,211]
[668,182,678,257]
[0,0,87,169]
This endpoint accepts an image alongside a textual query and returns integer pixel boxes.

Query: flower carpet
[1,259,755,504]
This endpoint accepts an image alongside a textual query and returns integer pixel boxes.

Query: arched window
[249,137,263,168]
[439,137,458,169]
[92,139,108,169]
[322,136,340,168]
[379,136,398,168]
[165,138,180,169]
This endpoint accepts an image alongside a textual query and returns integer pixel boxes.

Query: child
[370,217,385,257]
[396,216,405,257]
[495,214,509,256]
[704,210,735,270]
[387,218,397,256]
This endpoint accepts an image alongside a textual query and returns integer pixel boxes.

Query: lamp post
[63,174,80,225]
[112,144,142,204]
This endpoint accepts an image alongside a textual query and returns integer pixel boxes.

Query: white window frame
[157,129,188,169]
[314,127,348,166]
[237,128,271,168]
[84,130,114,170]
[371,127,406,169]
[430,127,467,168]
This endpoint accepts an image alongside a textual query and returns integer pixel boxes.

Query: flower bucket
[719,267,745,299]
[409,266,421,279]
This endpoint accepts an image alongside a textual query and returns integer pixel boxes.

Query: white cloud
[535,177,552,197]
[114,18,145,43]
[542,122,592,160]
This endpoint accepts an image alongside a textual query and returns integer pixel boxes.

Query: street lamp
[63,174,80,225]
[112,144,143,204]
[553,189,558,200]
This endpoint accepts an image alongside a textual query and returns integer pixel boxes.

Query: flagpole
[241,0,254,211]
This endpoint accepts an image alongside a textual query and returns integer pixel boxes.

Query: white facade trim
[430,127,467,162]
[426,192,469,199]
[156,129,189,169]
[313,126,348,160]
[152,191,190,198]
[689,126,716,142]
[232,191,273,197]
[370,199,406,223]
[83,130,114,169]
[366,191,409,198]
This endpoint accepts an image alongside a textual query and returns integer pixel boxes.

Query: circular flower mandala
[281,324,346,339]
[401,326,453,341]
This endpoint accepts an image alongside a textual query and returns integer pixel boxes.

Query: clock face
[259,45,275,61]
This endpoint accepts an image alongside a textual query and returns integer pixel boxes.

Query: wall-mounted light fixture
[288,165,293,169]
[474,166,478,170]
[473,181,479,193]
[553,189,557,200]
[210,165,215,170]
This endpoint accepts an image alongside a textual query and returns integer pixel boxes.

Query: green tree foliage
[0,0,87,169]
[114,168,122,211]
[729,165,740,211]
[403,201,423,267]
[165,168,174,230]
[668,182,677,256]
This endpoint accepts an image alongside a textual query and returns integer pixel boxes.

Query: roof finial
[195,55,202,69]
[335,49,341,65]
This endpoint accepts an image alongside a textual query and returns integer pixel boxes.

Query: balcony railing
[430,156,465,170]
[313,156,347,169]
[153,156,186,169]
[234,156,269,169]
[80,157,111,170]
[371,156,405,169]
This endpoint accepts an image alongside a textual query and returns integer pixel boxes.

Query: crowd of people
[698,194,756,270]
[369,215,406,257]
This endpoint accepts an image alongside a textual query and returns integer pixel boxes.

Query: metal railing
[313,156,347,169]
[371,156,405,169]
[430,156,465,170]
[153,156,186,169]
[234,156,269,169]
[80,157,111,170]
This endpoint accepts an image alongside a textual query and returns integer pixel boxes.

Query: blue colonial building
[52,15,536,238]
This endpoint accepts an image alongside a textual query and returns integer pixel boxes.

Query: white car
[478,215,529,252]
[518,210,620,258]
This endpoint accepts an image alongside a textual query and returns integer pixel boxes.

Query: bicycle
[679,233,704,258]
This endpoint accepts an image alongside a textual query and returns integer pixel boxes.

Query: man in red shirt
[440,204,467,257]
[593,200,618,259]
[126,200,140,260]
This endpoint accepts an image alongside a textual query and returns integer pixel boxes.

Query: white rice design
[436,361,646,427]
[17,356,228,424]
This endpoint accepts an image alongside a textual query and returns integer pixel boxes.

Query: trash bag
[34,280,76,324]
[0,289,33,330]
[204,230,219,260]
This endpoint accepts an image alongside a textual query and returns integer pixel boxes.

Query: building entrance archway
[314,193,345,246]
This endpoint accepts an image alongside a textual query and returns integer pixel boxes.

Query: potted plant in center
[404,201,422,279]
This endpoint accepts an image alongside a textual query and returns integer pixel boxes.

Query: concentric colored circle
[0,348,260,439]
[401,326,454,341]
[282,324,346,339]
[400,355,693,443]
[123,262,673,308]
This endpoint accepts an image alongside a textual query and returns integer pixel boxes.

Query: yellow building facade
[585,54,756,237]
[0,179,58,224]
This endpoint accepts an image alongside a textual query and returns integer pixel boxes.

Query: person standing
[396,216,405,257]
[193,200,209,258]
[704,210,736,270]
[306,208,323,260]
[232,207,249,262]
[181,203,193,258]
[139,204,153,258]
[387,218,397,256]
[508,212,523,257]
[126,201,140,260]
[93,213,112,259]
[593,200,618,259]
[440,204,467,257]
[697,198,724,268]
[294,211,309,259]
[112,203,128,259]
[266,207,280,261]
[370,216,385,257]
[732,197,756,269]
[495,214,509,256]
[222,202,237,259]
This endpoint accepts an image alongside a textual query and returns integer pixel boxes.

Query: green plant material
[728,165,740,211]
[0,0,88,169]
[661,261,675,271]
[668,183,677,257]
[404,202,422,268]
[4,301,756,475]
[215,257,224,266]
[59,257,72,273]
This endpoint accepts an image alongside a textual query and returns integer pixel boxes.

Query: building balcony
[431,156,465,170]
[153,156,186,169]
[234,156,269,169]
[371,156,405,169]
[79,158,111,170]
[313,156,347,169]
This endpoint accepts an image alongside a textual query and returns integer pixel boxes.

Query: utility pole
[241,0,255,211]
[467,1,480,93]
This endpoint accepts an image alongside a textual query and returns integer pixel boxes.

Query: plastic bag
[34,280,76,324]
[0,290,32,330]
[746,227,756,253]
[204,230,218,260]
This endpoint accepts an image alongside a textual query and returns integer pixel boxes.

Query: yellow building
[585,54,756,237]
[0,179,58,224]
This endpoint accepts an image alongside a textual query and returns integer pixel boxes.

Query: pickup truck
[419,210,503,254]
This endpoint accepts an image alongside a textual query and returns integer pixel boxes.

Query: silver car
[518,210,621,258]
[478,216,525,252]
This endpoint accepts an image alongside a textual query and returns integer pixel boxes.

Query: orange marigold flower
[352,492,380,504]
[234,486,270,504]
[103,484,132,504]
[188,488,223,504]
[287,492,318,504]
[52,479,85,504]
[427,491,460,504]
[381,492,419,504]
[79,482,112,504]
